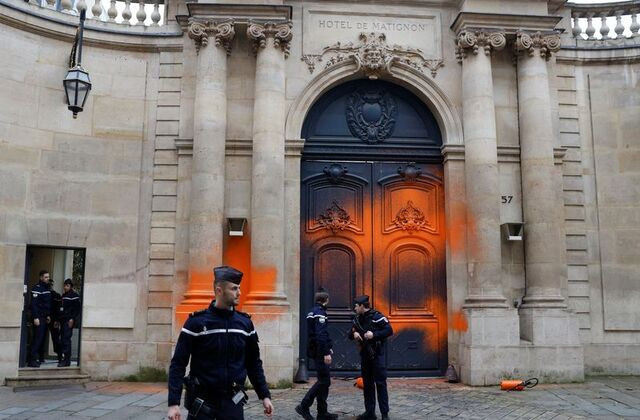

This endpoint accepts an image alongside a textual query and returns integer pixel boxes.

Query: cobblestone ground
[1,376,640,419]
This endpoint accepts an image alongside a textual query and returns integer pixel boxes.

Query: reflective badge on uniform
[319,317,326,323]
[32,293,37,298]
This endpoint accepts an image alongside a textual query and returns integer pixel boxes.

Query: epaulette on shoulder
[189,309,208,318]
[236,310,251,319]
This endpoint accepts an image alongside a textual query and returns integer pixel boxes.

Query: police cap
[354,295,369,305]
[213,266,243,285]
[64,278,73,286]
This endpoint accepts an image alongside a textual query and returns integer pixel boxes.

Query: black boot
[295,404,314,420]
[317,412,338,420]
[381,414,390,420]
[356,413,377,420]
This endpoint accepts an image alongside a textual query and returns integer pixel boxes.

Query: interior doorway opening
[20,246,85,368]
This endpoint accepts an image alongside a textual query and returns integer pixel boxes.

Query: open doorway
[20,246,85,368]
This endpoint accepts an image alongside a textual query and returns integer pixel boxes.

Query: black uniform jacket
[348,309,393,355]
[50,289,62,322]
[60,290,81,322]
[306,304,333,358]
[168,301,271,406]
[30,282,51,320]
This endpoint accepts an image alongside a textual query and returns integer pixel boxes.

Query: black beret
[214,266,243,285]
[63,278,73,286]
[354,295,369,305]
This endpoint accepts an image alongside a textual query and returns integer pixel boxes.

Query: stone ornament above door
[302,32,444,78]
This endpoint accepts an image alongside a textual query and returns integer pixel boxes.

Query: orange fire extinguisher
[500,377,538,391]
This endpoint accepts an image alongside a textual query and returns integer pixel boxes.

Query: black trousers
[301,357,331,414]
[30,320,47,363]
[61,320,74,362]
[40,322,61,361]
[187,397,244,420]
[361,354,389,416]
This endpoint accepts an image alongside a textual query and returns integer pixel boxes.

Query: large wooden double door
[301,160,446,375]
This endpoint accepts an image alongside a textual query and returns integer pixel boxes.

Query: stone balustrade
[570,0,640,40]
[22,0,165,26]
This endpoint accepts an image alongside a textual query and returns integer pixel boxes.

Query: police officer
[349,295,393,420]
[29,270,52,367]
[59,278,80,367]
[167,266,274,420]
[41,278,62,364]
[295,289,338,420]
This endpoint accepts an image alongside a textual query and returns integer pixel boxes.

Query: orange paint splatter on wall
[449,310,468,332]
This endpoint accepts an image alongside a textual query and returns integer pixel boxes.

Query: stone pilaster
[176,19,235,321]
[455,31,521,385]
[456,31,509,308]
[245,21,292,305]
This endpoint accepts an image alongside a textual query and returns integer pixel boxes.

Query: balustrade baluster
[107,0,117,22]
[599,13,610,39]
[136,0,146,25]
[586,14,596,39]
[45,0,55,9]
[614,11,625,38]
[122,0,132,24]
[76,0,87,13]
[60,0,72,11]
[91,0,102,20]
[631,11,640,37]
[150,0,161,26]
[572,13,583,38]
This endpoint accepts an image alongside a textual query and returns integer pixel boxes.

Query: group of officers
[29,270,81,368]
[167,266,393,420]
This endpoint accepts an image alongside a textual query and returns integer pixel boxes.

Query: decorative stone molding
[302,32,444,78]
[346,89,397,143]
[514,31,561,60]
[187,18,235,55]
[247,21,293,58]
[455,31,507,62]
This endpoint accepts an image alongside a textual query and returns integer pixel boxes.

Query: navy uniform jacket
[168,301,270,407]
[60,290,81,322]
[50,289,62,322]
[30,282,51,320]
[306,304,333,358]
[349,309,393,356]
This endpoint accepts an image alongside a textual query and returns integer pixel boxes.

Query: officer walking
[295,288,338,420]
[29,270,52,368]
[59,278,81,367]
[167,266,274,420]
[349,295,393,420]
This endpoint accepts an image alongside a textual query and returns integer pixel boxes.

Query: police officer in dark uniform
[41,278,62,364]
[167,266,274,420]
[59,278,81,367]
[349,295,393,420]
[295,288,338,420]
[29,270,52,367]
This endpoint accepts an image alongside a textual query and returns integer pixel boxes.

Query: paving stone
[73,408,112,417]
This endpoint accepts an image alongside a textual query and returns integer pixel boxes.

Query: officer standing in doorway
[29,270,52,367]
[59,278,81,367]
[349,295,393,420]
[42,278,62,364]
[295,288,338,420]
[167,266,274,420]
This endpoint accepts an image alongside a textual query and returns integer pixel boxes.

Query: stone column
[456,31,508,307]
[177,19,235,318]
[246,21,292,304]
[515,32,565,309]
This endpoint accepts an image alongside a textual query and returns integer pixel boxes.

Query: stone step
[18,366,82,378]
[6,367,90,388]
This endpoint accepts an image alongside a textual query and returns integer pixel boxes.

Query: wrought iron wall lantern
[227,218,247,237]
[501,222,523,241]
[63,9,91,119]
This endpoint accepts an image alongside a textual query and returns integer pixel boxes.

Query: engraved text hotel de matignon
[317,19,428,33]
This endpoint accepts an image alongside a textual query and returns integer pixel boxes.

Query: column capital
[455,30,506,62]
[514,31,561,60]
[187,18,235,55]
[247,20,293,59]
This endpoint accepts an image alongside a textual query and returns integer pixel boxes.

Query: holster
[183,374,197,410]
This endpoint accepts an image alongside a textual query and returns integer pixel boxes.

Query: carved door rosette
[346,90,397,143]
[392,200,428,234]
[323,164,349,183]
[317,201,355,234]
[187,18,235,55]
[397,162,422,182]
[301,32,444,78]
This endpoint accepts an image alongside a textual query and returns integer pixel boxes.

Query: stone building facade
[0,0,639,385]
